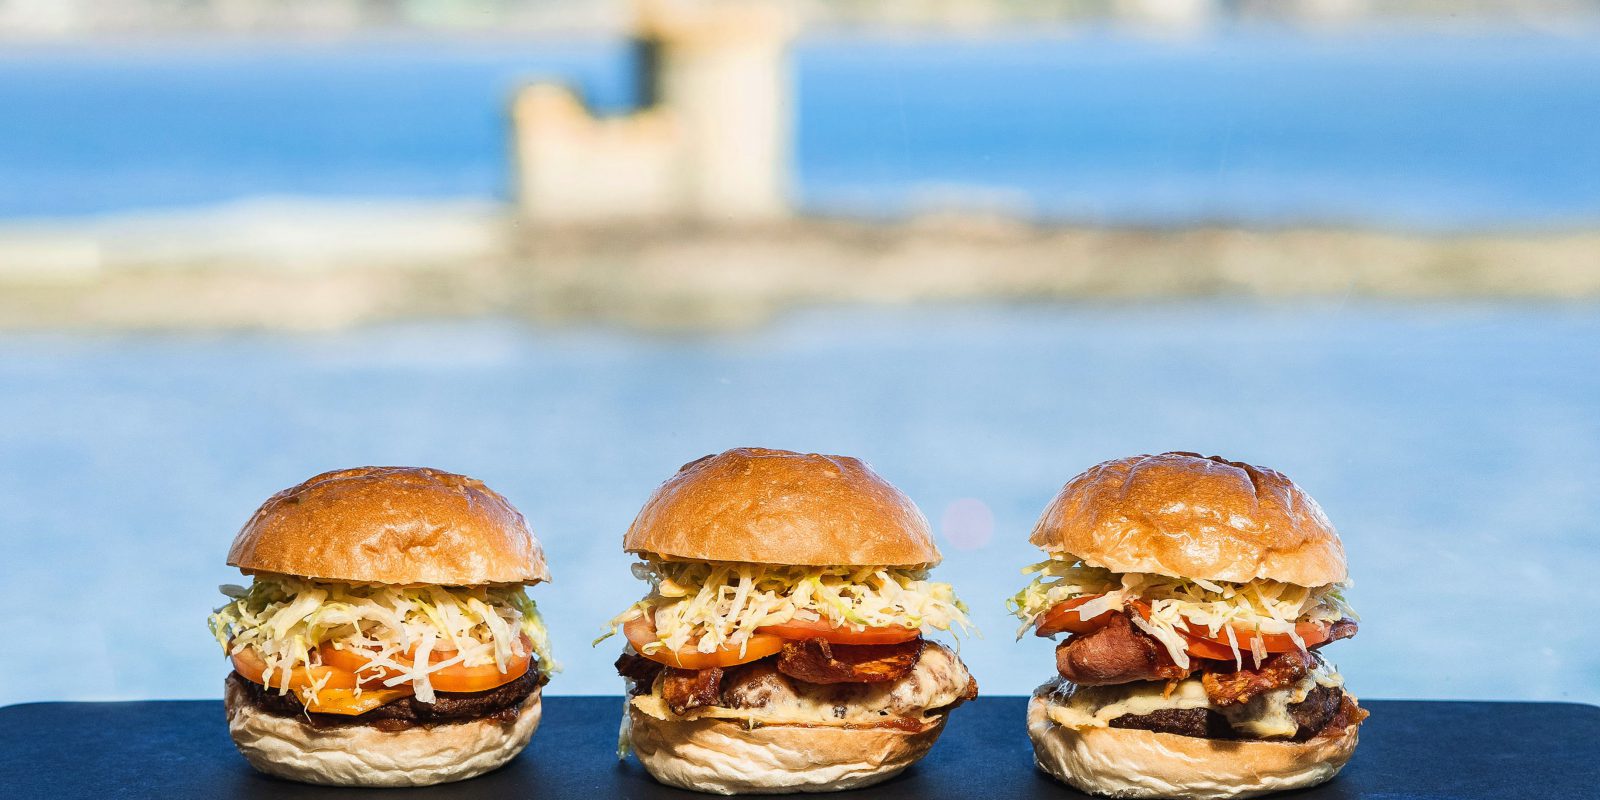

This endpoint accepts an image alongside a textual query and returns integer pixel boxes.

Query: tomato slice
[317,644,402,687]
[429,649,532,693]
[1034,595,1116,637]
[232,649,414,714]
[756,616,921,645]
[1184,620,1332,656]
[624,614,784,669]
[317,635,533,693]
[1128,600,1330,661]
[1179,631,1239,661]
[230,647,358,692]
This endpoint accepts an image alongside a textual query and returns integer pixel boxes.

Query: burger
[1011,453,1365,800]
[206,466,554,787]
[600,448,978,794]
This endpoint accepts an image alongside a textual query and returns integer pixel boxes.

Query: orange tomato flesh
[316,644,403,687]
[756,617,921,645]
[231,633,532,710]
[428,649,532,693]
[317,634,533,693]
[1184,620,1333,657]
[1134,600,1333,659]
[230,647,357,692]
[624,614,784,669]
[229,648,403,718]
[1034,595,1116,637]
[1049,598,1332,661]
[1179,631,1239,661]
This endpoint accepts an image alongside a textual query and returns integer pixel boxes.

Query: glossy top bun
[624,448,939,567]
[1030,452,1346,587]
[228,466,550,586]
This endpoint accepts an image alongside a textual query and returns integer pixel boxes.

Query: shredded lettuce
[598,559,972,658]
[208,575,554,705]
[1006,558,1357,668]
[1005,560,1122,638]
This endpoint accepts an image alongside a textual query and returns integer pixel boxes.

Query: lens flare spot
[941,497,994,550]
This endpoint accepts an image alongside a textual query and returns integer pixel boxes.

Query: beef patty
[228,666,545,732]
[1108,684,1345,743]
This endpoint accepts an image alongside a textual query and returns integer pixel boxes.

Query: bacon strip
[1318,618,1359,647]
[614,652,664,696]
[1055,612,1191,686]
[776,638,924,684]
[1202,648,1315,707]
[660,666,723,714]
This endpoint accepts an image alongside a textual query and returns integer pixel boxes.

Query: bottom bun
[1026,693,1360,800]
[224,679,541,787]
[626,705,947,794]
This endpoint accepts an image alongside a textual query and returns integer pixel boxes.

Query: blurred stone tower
[511,0,792,223]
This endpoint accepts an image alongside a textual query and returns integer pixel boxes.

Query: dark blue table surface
[1,697,1595,799]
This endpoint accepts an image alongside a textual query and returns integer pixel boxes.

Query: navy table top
[1,697,1595,799]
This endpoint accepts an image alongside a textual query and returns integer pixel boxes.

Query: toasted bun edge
[1026,692,1360,799]
[625,705,948,794]
[224,680,541,787]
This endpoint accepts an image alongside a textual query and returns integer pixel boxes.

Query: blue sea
[1,28,1598,228]
[0,303,1596,706]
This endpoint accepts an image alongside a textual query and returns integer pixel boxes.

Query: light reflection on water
[0,301,1596,706]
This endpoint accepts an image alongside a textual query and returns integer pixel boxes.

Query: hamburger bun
[223,679,542,787]
[1026,693,1359,799]
[228,466,549,586]
[625,705,947,794]
[1030,452,1345,587]
[624,448,938,567]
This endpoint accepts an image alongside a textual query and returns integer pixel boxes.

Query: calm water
[1,29,1599,228]
[1,302,1596,706]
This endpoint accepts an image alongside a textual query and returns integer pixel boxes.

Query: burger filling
[1035,654,1360,742]
[600,559,972,659]
[208,575,553,722]
[1011,557,1365,741]
[601,559,977,754]
[226,664,543,731]
[619,639,977,728]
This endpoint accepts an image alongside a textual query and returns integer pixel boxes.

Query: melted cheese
[632,642,972,727]
[299,687,414,716]
[1041,659,1344,740]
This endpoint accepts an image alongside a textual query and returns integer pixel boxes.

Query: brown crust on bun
[626,705,947,794]
[228,466,550,586]
[224,679,541,787]
[624,448,938,567]
[1030,453,1346,586]
[1027,692,1360,799]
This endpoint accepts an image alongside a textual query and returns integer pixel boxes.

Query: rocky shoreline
[2,203,1596,331]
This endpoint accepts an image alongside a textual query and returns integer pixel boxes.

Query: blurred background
[1,0,1597,708]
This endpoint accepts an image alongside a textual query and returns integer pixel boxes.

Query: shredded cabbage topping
[1006,558,1357,669]
[208,575,554,705]
[598,560,972,658]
